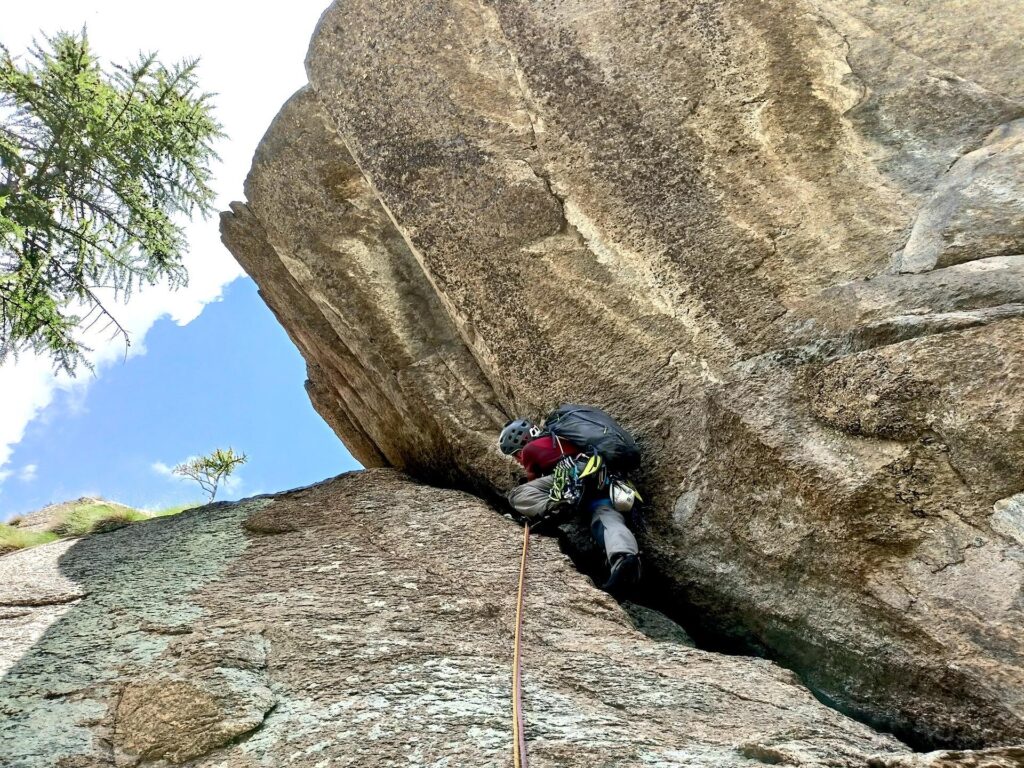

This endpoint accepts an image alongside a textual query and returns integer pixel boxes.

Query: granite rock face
[221,0,1024,749]
[0,471,911,767]
[871,746,1024,768]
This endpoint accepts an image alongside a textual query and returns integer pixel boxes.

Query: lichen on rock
[1,471,913,766]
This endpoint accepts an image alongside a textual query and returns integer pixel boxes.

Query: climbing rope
[512,522,530,768]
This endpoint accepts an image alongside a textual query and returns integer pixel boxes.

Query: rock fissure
[804,8,870,119]
[542,510,936,749]
[0,594,86,608]
[485,3,561,202]
[745,302,1024,375]
[816,1,1024,105]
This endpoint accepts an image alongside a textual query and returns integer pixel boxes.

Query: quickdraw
[549,455,584,506]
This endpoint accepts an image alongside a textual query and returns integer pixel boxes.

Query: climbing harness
[512,522,530,768]
[549,454,585,507]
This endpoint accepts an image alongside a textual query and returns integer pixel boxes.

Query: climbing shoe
[603,553,641,595]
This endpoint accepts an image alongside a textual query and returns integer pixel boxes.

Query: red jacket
[517,435,581,481]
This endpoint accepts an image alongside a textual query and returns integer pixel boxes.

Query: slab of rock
[871,746,1024,768]
[0,471,909,766]
[222,0,1024,749]
[895,120,1024,273]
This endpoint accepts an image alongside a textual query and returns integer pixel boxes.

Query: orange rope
[512,522,530,767]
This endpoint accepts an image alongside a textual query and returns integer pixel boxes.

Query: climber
[499,409,642,594]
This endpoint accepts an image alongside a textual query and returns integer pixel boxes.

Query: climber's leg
[591,499,641,593]
[507,475,556,520]
[589,499,639,561]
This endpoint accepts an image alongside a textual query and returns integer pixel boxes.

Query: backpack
[541,404,641,472]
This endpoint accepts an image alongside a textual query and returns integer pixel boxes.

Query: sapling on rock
[173,448,246,502]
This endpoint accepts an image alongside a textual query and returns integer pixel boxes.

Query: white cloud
[0,358,64,476]
[18,464,37,482]
[151,461,177,478]
[0,0,327,487]
[221,474,244,494]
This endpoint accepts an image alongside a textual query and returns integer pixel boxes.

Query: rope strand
[512,523,530,767]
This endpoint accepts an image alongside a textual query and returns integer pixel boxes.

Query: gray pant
[506,475,557,520]
[507,477,639,561]
[589,500,640,561]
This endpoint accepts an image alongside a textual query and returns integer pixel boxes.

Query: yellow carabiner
[579,454,602,478]
[631,482,643,503]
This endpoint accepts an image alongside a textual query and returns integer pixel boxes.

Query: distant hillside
[1,498,195,555]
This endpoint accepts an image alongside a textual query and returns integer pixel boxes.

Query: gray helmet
[499,418,540,455]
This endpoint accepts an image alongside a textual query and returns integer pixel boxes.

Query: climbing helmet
[499,418,541,455]
[609,479,639,512]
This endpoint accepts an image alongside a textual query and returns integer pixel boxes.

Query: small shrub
[90,510,145,534]
[0,524,59,554]
[173,448,246,501]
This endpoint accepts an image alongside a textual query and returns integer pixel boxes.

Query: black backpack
[542,404,640,472]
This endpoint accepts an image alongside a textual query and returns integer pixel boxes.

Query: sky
[0,1,360,517]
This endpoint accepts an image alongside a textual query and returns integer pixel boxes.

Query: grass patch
[149,503,199,518]
[0,499,203,557]
[0,524,59,554]
[54,503,149,537]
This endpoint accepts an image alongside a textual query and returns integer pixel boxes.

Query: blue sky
[2,279,357,517]
[0,1,362,518]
